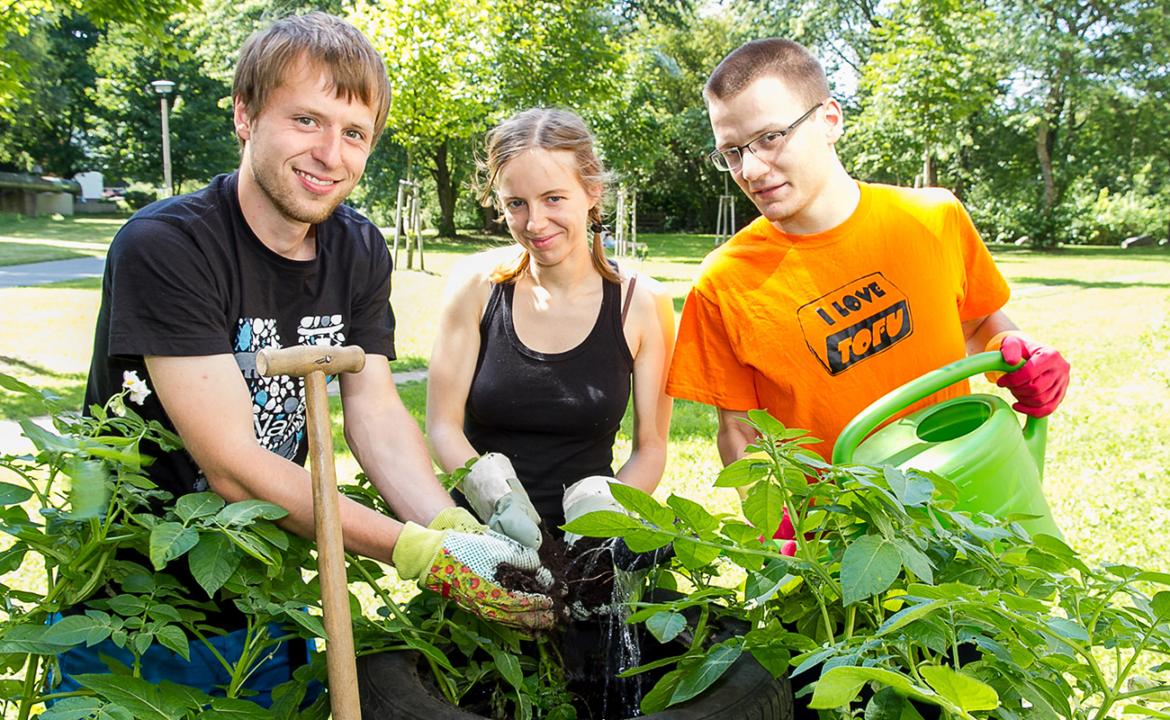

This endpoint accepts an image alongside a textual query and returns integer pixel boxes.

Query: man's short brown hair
[704,38,830,107]
[232,12,391,147]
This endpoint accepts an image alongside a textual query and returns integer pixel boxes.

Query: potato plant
[565,411,1170,720]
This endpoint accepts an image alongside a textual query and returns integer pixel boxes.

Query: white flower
[122,371,152,406]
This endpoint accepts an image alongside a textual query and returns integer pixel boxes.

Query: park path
[0,256,106,288]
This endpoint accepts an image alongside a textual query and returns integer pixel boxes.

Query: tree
[352,0,493,238]
[0,0,199,120]
[0,15,101,175]
[87,22,238,194]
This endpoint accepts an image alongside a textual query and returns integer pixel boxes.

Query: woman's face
[497,148,598,267]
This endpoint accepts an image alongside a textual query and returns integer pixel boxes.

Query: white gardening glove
[463,453,542,549]
[562,475,627,545]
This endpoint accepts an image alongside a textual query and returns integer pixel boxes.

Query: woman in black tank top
[426,109,676,538]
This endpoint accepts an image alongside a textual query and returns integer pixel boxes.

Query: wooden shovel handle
[256,344,365,379]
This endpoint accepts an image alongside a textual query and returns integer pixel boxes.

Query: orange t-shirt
[666,182,1011,459]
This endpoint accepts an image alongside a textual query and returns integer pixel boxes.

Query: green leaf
[67,458,110,519]
[189,533,242,597]
[489,647,524,692]
[0,545,28,574]
[714,457,767,488]
[645,611,686,643]
[884,466,933,507]
[840,534,902,606]
[149,522,200,571]
[73,674,196,719]
[202,696,272,719]
[1121,705,1170,718]
[670,642,742,705]
[623,528,674,552]
[810,667,933,710]
[610,483,674,528]
[107,595,146,617]
[0,481,33,506]
[39,696,135,720]
[1044,617,1090,644]
[154,625,190,661]
[673,537,721,570]
[0,372,38,396]
[281,608,327,639]
[561,510,644,537]
[876,600,944,637]
[20,418,79,453]
[919,666,998,712]
[894,538,934,583]
[743,482,786,538]
[174,493,225,522]
[746,563,792,607]
[667,495,719,535]
[640,668,685,715]
[214,499,288,527]
[866,686,908,720]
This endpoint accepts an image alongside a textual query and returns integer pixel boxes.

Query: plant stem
[17,654,39,720]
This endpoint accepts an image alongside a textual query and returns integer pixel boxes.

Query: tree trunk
[428,139,458,238]
[1035,117,1057,215]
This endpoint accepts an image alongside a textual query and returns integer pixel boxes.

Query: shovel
[256,344,365,720]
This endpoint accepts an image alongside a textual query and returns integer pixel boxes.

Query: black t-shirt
[85,171,396,502]
[463,278,634,530]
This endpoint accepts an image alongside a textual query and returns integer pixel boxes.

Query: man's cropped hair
[704,38,830,107]
[232,11,391,146]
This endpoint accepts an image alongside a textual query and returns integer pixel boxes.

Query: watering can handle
[832,351,1045,464]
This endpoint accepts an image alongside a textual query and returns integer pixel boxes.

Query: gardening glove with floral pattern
[393,519,556,632]
[985,332,1070,418]
[463,453,543,549]
[562,476,627,546]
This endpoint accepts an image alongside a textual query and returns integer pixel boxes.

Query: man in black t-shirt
[65,11,553,708]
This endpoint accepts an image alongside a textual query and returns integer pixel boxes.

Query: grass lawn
[3,220,1170,588]
[0,213,129,266]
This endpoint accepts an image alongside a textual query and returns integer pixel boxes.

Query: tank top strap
[621,273,638,327]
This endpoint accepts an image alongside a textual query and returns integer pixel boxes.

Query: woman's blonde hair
[477,109,619,284]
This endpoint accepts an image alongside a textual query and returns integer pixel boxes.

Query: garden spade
[256,344,365,720]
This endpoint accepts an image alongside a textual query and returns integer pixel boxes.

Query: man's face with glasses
[708,76,841,233]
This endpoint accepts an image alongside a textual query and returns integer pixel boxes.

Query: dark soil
[495,525,619,627]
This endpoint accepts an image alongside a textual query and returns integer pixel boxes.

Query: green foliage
[0,373,330,718]
[565,414,1170,719]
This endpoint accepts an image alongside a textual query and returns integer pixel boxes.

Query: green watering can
[832,351,1063,538]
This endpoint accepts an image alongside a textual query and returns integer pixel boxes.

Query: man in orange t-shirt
[667,37,1071,472]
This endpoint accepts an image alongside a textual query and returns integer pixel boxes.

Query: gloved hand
[562,476,626,545]
[428,506,488,535]
[393,519,555,632]
[986,332,1070,418]
[463,453,542,549]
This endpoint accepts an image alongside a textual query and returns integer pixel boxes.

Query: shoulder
[868,183,964,220]
[442,246,516,309]
[617,268,673,330]
[690,217,775,294]
[112,176,233,252]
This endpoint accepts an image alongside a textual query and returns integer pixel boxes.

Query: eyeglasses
[708,101,826,172]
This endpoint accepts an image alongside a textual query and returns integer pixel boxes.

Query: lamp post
[151,79,175,198]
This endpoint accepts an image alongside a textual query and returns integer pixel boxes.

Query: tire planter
[356,614,793,720]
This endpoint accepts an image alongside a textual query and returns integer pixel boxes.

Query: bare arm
[426,256,493,473]
[962,309,1019,357]
[614,277,675,493]
[716,408,759,468]
[145,354,412,565]
[340,355,454,527]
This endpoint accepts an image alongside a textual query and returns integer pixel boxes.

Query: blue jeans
[49,616,321,709]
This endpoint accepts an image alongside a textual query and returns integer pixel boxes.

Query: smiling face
[496,148,598,268]
[235,55,376,230]
[709,76,844,234]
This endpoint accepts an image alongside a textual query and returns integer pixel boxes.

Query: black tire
[357,638,792,720]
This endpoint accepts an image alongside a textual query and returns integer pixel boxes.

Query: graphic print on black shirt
[797,272,914,375]
[233,315,346,464]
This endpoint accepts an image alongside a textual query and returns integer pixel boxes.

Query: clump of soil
[495,525,620,626]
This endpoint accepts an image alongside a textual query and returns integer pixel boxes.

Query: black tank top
[464,277,635,530]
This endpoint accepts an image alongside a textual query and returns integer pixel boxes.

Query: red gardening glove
[995,335,1070,418]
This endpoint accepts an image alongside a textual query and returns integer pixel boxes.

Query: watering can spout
[1022,415,1048,482]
